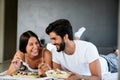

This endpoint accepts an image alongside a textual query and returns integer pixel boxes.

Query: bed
[102,72,118,80]
[0,70,118,80]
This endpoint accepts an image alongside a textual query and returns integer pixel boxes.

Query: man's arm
[65,59,102,80]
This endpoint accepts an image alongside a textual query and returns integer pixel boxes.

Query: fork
[19,60,27,71]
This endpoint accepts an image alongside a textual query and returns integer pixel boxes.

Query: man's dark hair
[19,30,41,53]
[45,19,73,40]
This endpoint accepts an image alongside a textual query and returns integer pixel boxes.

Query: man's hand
[65,73,82,80]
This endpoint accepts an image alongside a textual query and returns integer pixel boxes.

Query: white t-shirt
[99,56,109,75]
[51,40,99,76]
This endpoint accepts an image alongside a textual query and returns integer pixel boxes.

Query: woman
[7,30,52,76]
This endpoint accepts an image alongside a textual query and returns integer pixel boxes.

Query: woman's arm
[7,50,24,75]
[38,49,53,76]
[53,62,61,70]
[44,49,52,68]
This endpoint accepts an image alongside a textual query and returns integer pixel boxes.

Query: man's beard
[56,40,65,52]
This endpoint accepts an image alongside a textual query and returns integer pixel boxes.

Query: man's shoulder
[74,40,92,44]
[74,40,96,48]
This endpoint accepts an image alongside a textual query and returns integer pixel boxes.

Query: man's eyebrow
[50,37,56,40]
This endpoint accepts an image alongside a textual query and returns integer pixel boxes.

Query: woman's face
[26,37,40,57]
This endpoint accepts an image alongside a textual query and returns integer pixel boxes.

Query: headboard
[97,46,115,55]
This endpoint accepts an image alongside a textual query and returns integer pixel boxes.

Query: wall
[118,0,120,79]
[3,0,18,61]
[0,0,18,63]
[17,0,118,52]
[0,0,5,63]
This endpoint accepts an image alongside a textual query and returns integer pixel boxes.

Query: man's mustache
[53,44,59,46]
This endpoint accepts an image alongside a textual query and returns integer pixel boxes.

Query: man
[45,19,101,80]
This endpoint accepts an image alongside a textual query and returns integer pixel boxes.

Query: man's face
[49,32,65,52]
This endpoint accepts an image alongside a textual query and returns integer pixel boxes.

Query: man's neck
[64,40,75,55]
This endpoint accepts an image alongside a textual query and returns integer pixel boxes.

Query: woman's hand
[38,63,51,76]
[11,55,22,70]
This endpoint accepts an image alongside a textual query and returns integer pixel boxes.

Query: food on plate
[45,69,72,79]
[12,70,39,78]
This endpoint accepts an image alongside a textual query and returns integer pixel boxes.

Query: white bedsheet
[0,71,118,80]
[0,76,58,80]
[102,72,118,80]
[0,71,60,80]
